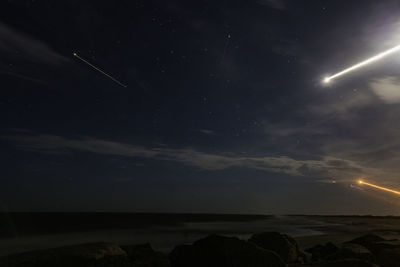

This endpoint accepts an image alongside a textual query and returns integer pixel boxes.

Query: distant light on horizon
[323,44,400,83]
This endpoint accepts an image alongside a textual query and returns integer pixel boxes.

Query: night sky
[2,0,400,215]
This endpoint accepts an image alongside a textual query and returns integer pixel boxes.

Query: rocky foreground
[2,232,400,266]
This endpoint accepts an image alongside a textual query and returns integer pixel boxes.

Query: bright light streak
[357,179,400,196]
[73,52,127,88]
[324,44,400,83]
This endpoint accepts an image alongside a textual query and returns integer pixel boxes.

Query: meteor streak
[358,179,400,196]
[323,44,400,83]
[73,52,127,88]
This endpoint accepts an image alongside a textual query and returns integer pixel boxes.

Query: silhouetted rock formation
[295,259,379,267]
[377,247,400,267]
[0,242,171,267]
[302,234,400,267]
[170,234,286,267]
[0,242,129,267]
[345,234,390,255]
[121,243,170,267]
[249,232,300,263]
[305,242,339,261]
[328,243,374,262]
[3,232,400,266]
[305,241,374,263]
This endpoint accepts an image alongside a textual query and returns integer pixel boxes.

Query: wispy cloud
[0,70,48,85]
[194,129,215,135]
[1,132,368,179]
[370,76,400,104]
[0,22,68,66]
[0,22,69,85]
[309,90,375,117]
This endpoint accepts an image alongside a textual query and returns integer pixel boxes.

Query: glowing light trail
[73,52,127,88]
[358,180,400,196]
[323,45,400,83]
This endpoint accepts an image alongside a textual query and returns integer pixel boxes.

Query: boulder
[346,234,387,253]
[121,243,170,267]
[249,232,299,263]
[0,242,129,267]
[326,243,374,262]
[369,240,400,254]
[297,250,311,264]
[305,242,339,261]
[348,234,386,245]
[170,234,286,267]
[377,247,400,267]
[294,259,379,267]
[346,234,400,258]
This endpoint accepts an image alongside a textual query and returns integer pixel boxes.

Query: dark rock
[326,243,374,262]
[170,234,286,267]
[0,242,130,267]
[170,245,200,267]
[370,240,400,253]
[346,234,387,253]
[121,243,170,267]
[305,242,339,261]
[377,247,400,267]
[297,250,311,264]
[346,234,400,257]
[249,232,299,263]
[348,234,386,245]
[293,259,379,267]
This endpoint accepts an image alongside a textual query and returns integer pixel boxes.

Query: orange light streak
[358,180,400,196]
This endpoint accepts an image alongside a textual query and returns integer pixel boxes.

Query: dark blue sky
[2,0,400,214]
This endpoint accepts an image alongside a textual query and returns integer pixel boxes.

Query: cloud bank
[2,132,368,180]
